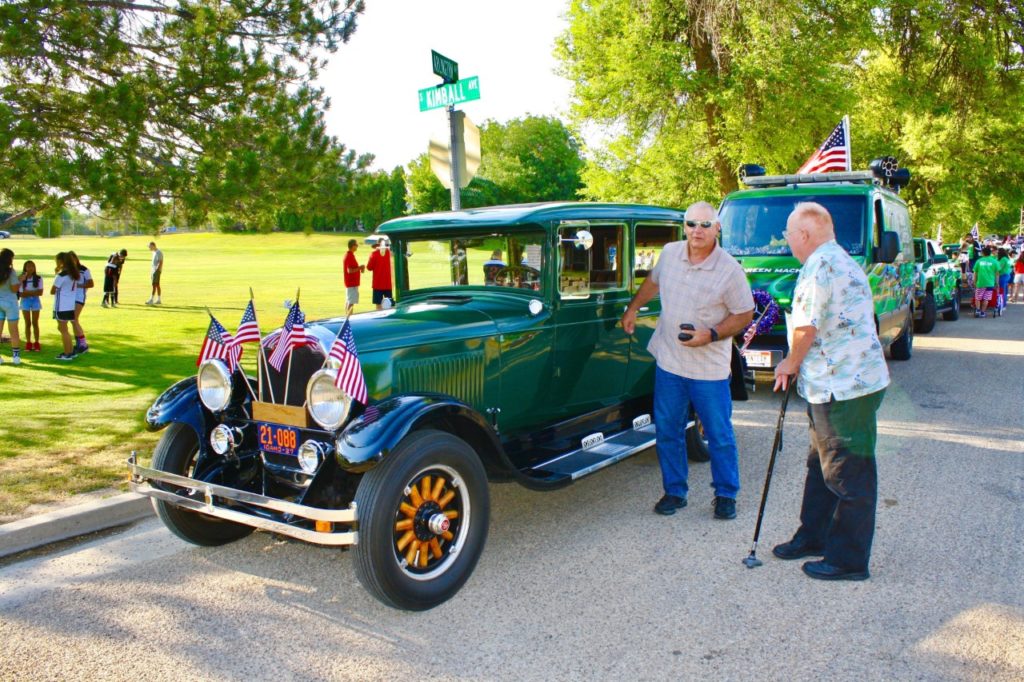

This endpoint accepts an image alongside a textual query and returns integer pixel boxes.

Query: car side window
[633,222,681,292]
[558,222,625,298]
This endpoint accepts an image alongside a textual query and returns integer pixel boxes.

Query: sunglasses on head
[685,220,715,229]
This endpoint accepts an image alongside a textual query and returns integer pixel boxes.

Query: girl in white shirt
[68,251,92,353]
[51,252,79,361]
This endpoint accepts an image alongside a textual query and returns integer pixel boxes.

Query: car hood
[302,291,548,354]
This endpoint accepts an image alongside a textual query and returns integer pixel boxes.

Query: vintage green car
[129,202,745,610]
[912,237,962,332]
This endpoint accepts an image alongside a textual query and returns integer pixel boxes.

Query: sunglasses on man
[685,220,716,229]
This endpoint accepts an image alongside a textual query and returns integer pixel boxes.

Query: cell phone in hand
[678,323,695,342]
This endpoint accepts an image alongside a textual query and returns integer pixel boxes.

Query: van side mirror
[877,231,900,263]
[932,254,949,264]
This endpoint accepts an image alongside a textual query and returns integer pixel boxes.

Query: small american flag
[234,300,261,344]
[970,223,980,241]
[796,118,850,174]
[198,316,241,372]
[329,320,368,404]
[268,301,307,371]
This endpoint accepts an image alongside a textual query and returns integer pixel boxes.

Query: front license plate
[743,350,773,368]
[257,422,300,456]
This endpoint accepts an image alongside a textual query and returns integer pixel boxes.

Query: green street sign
[418,76,481,112]
[431,50,458,84]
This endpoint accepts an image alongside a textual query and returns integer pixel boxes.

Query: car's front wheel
[943,287,961,321]
[353,429,489,611]
[151,423,254,546]
[914,292,937,334]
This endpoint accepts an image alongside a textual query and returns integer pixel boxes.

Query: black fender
[730,344,750,401]
[146,377,207,439]
[337,394,515,479]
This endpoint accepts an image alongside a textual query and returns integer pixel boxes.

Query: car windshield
[720,195,867,256]
[399,231,546,294]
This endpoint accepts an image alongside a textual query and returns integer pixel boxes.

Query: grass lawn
[0,231,379,521]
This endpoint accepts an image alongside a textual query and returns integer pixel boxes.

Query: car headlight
[306,369,352,430]
[296,441,329,473]
[209,425,240,455]
[198,359,233,412]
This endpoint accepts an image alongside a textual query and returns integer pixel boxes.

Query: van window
[720,195,867,256]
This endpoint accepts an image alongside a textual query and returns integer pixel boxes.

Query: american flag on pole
[796,117,851,174]
[970,223,980,241]
[268,301,307,371]
[234,300,261,344]
[197,315,241,372]
[328,320,368,404]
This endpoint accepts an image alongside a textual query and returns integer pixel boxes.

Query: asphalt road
[2,309,1022,681]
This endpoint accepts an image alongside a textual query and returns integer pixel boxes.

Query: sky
[317,0,574,171]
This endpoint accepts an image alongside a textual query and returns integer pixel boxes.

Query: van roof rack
[741,171,877,187]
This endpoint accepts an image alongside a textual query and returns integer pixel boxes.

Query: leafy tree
[0,0,366,230]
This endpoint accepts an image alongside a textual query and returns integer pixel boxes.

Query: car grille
[260,344,326,407]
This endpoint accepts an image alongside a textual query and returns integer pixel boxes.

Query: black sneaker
[56,353,75,361]
[713,496,736,520]
[772,537,825,560]
[654,494,687,516]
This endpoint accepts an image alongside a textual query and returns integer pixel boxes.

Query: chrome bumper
[128,458,359,546]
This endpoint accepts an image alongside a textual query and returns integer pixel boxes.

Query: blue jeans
[654,365,739,500]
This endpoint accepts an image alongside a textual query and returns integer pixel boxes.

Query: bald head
[785,202,836,263]
[684,201,719,222]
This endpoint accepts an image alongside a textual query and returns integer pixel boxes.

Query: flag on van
[796,116,851,174]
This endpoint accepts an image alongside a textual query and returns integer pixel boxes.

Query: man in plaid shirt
[622,201,754,520]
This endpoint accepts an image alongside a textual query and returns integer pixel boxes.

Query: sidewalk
[0,492,152,558]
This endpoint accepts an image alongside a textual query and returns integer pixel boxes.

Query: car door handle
[625,306,650,312]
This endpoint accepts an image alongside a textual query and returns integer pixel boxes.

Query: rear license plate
[257,422,300,456]
[743,350,773,368]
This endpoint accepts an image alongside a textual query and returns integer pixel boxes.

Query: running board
[530,415,657,480]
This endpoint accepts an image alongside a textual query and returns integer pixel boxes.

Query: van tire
[942,288,961,321]
[914,292,936,334]
[890,315,913,361]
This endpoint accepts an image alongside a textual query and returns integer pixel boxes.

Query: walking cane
[742,380,796,568]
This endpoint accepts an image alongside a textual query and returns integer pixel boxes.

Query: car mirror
[932,254,948,264]
[877,231,900,263]
[560,230,594,251]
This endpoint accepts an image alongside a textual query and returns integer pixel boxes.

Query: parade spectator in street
[19,260,43,352]
[102,249,126,307]
[343,239,365,315]
[52,252,79,361]
[621,201,754,520]
[972,247,999,317]
[1012,251,1024,303]
[0,247,22,365]
[146,241,163,305]
[366,239,393,310]
[772,202,890,581]
[996,248,1012,314]
[67,251,92,353]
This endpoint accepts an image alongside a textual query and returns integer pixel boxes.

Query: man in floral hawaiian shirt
[772,202,890,581]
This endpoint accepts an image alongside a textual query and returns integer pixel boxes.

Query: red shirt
[1015,260,1024,274]
[343,251,360,287]
[366,249,392,290]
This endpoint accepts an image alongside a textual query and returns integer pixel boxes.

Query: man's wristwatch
[709,327,720,342]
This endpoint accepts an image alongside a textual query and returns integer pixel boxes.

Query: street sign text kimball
[418,76,481,112]
[431,50,458,84]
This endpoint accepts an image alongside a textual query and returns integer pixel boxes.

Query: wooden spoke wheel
[353,429,489,611]
[392,465,469,579]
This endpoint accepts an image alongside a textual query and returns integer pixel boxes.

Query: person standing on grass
[102,249,126,307]
[366,239,393,310]
[67,251,92,353]
[343,239,365,316]
[146,241,163,305]
[19,260,43,353]
[0,248,23,365]
[51,252,79,361]
[772,202,890,582]
[972,247,999,317]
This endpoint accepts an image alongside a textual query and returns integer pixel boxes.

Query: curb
[0,493,154,558]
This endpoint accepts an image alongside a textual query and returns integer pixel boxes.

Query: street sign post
[431,50,459,84]
[418,76,480,112]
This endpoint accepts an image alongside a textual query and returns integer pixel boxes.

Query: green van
[718,160,916,373]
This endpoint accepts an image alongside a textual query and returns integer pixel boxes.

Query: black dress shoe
[654,494,687,515]
[802,560,869,581]
[712,496,736,520]
[772,538,825,560]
